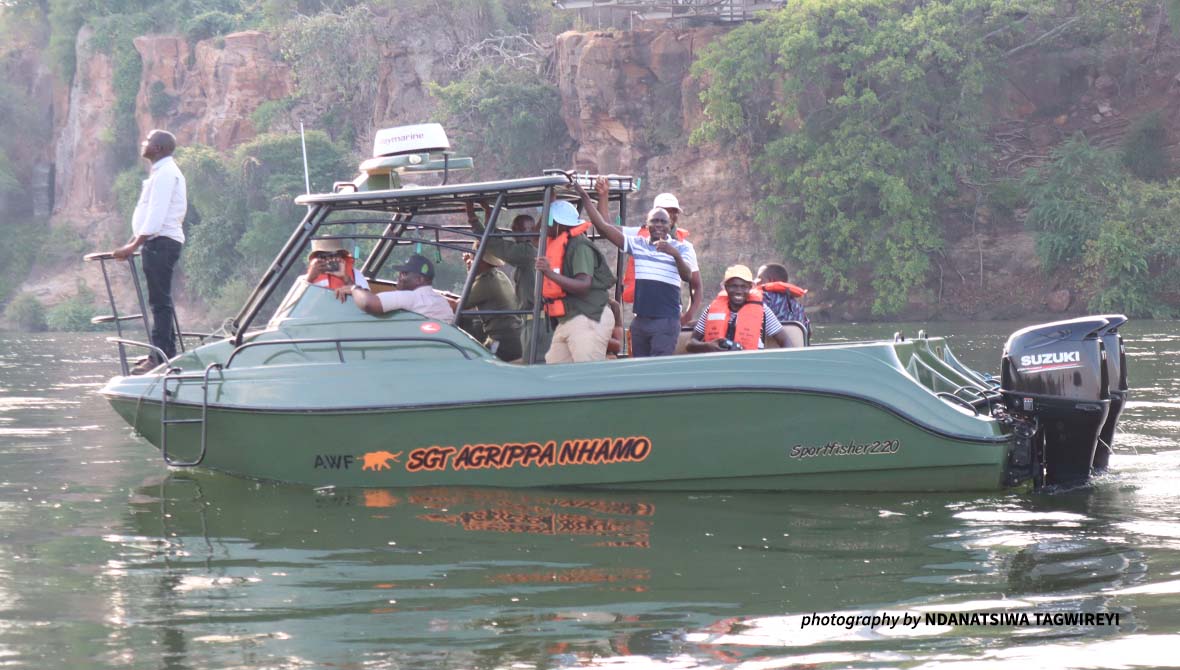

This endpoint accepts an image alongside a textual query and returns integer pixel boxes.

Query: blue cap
[548,200,581,227]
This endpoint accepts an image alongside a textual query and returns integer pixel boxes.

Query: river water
[0,321,1177,669]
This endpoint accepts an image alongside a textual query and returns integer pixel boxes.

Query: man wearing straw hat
[459,243,523,362]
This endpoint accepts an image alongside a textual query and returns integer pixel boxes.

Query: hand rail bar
[955,385,1004,413]
[87,253,151,374]
[224,336,475,368]
[105,337,170,372]
[936,392,980,416]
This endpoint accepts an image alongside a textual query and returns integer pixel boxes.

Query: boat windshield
[232,172,636,364]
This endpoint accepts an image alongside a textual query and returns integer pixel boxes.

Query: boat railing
[105,337,172,374]
[87,252,217,374]
[904,354,1001,414]
[223,336,477,368]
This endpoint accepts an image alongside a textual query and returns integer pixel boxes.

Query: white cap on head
[653,192,680,212]
[548,200,582,227]
[310,238,346,254]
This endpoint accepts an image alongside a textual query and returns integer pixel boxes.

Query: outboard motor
[1001,316,1119,488]
[1094,315,1129,472]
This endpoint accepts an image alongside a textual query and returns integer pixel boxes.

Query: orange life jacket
[309,255,356,290]
[758,280,807,298]
[621,227,690,303]
[702,289,764,351]
[541,222,592,318]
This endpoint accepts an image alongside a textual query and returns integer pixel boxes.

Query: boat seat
[781,322,807,348]
[764,321,808,349]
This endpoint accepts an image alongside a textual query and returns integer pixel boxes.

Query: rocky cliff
[554,28,775,291]
[22,14,1180,322]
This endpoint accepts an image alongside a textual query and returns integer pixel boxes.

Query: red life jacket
[702,289,764,351]
[309,255,356,290]
[758,280,807,298]
[541,222,592,318]
[621,227,690,303]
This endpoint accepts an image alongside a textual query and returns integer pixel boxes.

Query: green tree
[3,293,47,332]
[433,66,570,179]
[692,0,1145,315]
[46,281,105,331]
[1021,136,1122,272]
[277,5,379,145]
[233,132,349,263]
[1084,179,1180,317]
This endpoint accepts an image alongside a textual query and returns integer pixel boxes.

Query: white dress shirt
[377,285,455,323]
[132,156,187,244]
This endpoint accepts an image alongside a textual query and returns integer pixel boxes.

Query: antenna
[299,121,311,196]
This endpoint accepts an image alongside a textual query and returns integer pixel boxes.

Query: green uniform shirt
[463,267,522,342]
[557,236,612,324]
[485,236,538,310]
[472,219,540,311]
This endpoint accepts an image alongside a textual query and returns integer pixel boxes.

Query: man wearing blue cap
[533,190,616,363]
[346,253,454,323]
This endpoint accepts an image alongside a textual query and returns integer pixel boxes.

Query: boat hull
[106,386,1010,491]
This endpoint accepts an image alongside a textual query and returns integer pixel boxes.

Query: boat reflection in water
[119,473,972,667]
[113,470,1177,669]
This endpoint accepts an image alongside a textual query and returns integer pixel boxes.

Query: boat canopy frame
[230,171,635,364]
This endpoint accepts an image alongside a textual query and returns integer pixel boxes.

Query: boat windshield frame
[230,171,635,364]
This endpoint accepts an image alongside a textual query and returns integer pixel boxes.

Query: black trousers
[141,236,182,362]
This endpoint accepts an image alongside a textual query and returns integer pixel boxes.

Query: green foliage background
[433,66,570,179]
[692,0,1168,316]
[3,0,1179,327]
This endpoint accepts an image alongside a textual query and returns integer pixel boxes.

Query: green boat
[97,125,1129,492]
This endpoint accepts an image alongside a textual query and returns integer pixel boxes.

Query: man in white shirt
[587,177,691,357]
[111,129,187,374]
[652,192,703,327]
[346,254,454,324]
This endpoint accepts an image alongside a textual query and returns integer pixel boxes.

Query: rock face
[33,16,1174,322]
[53,26,121,219]
[554,29,776,288]
[134,31,293,151]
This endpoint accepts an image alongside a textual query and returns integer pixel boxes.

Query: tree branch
[1005,16,1082,57]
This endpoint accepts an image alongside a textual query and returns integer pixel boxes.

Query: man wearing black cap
[345,253,454,323]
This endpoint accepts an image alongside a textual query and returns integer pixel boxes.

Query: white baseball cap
[548,200,582,227]
[653,192,681,212]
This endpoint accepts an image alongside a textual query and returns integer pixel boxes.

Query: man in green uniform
[467,202,552,362]
[459,246,523,362]
[533,187,616,364]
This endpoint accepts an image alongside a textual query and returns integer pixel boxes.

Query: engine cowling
[1001,316,1123,488]
[1093,315,1128,472]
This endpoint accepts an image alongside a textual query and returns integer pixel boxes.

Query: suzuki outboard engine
[1094,315,1128,472]
[1000,316,1126,488]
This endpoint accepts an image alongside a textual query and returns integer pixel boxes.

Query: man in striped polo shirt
[585,184,692,357]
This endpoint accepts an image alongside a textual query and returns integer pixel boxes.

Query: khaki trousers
[545,305,615,364]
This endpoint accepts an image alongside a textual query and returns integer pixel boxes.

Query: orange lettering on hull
[367,436,653,476]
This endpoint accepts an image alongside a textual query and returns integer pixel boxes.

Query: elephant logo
[361,450,403,471]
